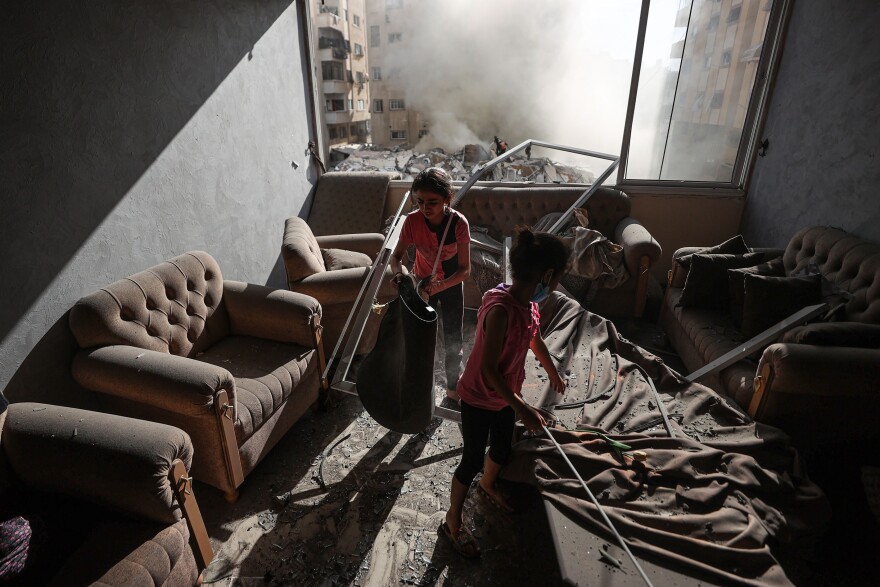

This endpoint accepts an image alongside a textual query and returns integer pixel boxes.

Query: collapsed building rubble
[331,143,597,184]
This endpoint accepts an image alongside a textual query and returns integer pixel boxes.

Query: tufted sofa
[454,185,661,317]
[68,251,325,502]
[661,226,880,452]
[0,402,212,586]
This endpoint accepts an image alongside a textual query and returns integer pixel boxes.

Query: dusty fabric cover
[357,275,437,433]
[307,171,392,236]
[321,248,373,271]
[504,293,830,586]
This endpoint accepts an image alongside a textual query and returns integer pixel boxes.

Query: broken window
[347,99,354,110]
[369,25,380,47]
[353,14,360,27]
[371,67,381,80]
[354,43,363,57]
[389,99,405,110]
[388,32,402,43]
[326,97,346,112]
[419,129,429,138]
[373,99,384,113]
[391,130,407,140]
[357,99,365,111]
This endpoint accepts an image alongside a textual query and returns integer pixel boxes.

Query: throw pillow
[740,274,822,339]
[781,322,880,348]
[728,257,786,327]
[676,234,750,271]
[321,248,373,271]
[679,252,766,310]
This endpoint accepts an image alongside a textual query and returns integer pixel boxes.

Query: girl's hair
[411,167,453,200]
[509,226,570,282]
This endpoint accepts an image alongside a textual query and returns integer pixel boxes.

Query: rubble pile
[332,143,597,184]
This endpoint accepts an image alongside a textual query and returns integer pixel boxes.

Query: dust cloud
[383,0,643,172]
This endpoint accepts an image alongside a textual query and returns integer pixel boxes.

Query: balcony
[322,79,350,94]
[324,110,351,124]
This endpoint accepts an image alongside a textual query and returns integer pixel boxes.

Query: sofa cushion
[676,235,749,271]
[781,322,880,348]
[728,257,786,327]
[680,252,765,310]
[741,274,823,339]
[194,335,315,442]
[321,248,373,271]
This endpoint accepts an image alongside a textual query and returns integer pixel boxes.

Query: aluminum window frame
[616,0,792,192]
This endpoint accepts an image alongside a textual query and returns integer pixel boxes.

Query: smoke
[383,0,642,172]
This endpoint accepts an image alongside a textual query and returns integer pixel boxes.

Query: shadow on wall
[3,313,99,408]
[0,0,292,351]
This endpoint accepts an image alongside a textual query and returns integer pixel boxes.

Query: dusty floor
[197,308,569,587]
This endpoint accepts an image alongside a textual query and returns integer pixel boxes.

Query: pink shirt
[456,285,541,411]
[399,209,470,280]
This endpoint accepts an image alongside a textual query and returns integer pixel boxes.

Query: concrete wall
[741,0,880,248]
[0,1,318,402]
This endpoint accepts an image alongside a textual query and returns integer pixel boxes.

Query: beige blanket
[504,292,830,586]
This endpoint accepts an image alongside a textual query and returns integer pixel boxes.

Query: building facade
[364,0,428,146]
[311,0,372,158]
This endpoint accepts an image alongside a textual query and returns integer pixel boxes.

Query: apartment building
[311,0,372,157]
[364,0,428,146]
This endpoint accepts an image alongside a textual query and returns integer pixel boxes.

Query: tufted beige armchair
[282,216,396,357]
[68,251,325,502]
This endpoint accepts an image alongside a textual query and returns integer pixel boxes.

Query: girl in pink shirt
[441,227,570,558]
[391,168,470,400]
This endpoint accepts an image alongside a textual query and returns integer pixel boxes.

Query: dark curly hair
[411,167,454,200]
[509,226,570,282]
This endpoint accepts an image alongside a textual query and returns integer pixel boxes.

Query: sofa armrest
[781,322,880,348]
[2,403,192,525]
[614,217,662,276]
[222,280,321,347]
[750,343,880,445]
[72,345,235,417]
[315,233,385,258]
[290,265,396,306]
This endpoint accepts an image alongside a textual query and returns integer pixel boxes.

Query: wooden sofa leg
[634,255,650,318]
[310,313,336,411]
[215,390,244,500]
[170,459,214,572]
[223,489,240,504]
[749,362,773,420]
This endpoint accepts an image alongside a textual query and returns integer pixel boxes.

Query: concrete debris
[332,143,596,184]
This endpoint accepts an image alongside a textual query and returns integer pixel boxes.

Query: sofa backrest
[783,226,880,323]
[282,216,326,283]
[69,251,229,356]
[454,185,631,241]
[307,171,393,235]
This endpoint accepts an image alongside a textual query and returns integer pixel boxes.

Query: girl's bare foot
[477,481,515,513]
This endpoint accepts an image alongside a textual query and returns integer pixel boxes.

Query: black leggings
[454,399,516,486]
[427,283,463,388]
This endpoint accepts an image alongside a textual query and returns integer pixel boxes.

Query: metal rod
[541,425,654,586]
[617,0,652,184]
[546,159,620,234]
[327,193,410,386]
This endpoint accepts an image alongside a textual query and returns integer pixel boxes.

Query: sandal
[439,521,481,559]
[476,484,516,514]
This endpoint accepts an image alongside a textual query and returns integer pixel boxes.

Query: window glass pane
[626,0,773,182]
